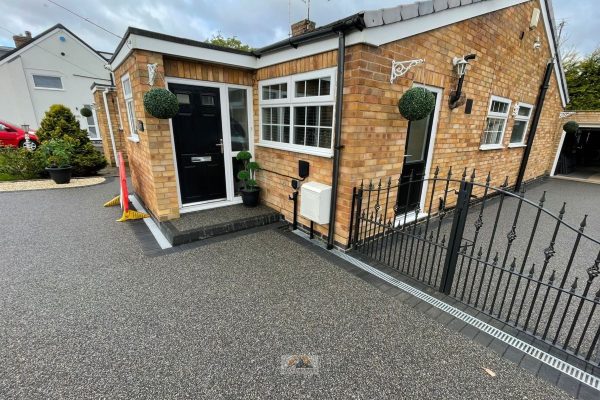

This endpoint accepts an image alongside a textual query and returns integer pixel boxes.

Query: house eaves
[108,0,568,106]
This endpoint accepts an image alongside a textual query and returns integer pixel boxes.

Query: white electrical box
[300,182,332,224]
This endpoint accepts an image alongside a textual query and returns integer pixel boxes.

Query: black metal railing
[349,167,600,371]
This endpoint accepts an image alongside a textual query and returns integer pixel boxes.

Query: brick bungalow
[94,0,569,248]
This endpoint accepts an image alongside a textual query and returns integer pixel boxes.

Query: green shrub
[0,147,45,180]
[398,87,436,121]
[143,88,179,119]
[36,104,107,176]
[39,139,73,168]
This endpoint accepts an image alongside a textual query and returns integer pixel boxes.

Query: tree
[36,104,107,176]
[564,49,600,110]
[205,32,252,52]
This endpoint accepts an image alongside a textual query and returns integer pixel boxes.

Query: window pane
[518,106,532,117]
[262,124,271,140]
[305,127,317,147]
[283,126,290,143]
[490,100,509,114]
[306,79,319,96]
[262,108,271,124]
[319,128,332,148]
[294,126,305,145]
[320,106,333,127]
[33,75,62,89]
[295,81,305,97]
[262,83,287,100]
[229,88,249,151]
[319,78,331,96]
[510,120,527,143]
[232,157,245,196]
[295,106,306,125]
[122,78,132,97]
[483,117,505,145]
[306,106,318,126]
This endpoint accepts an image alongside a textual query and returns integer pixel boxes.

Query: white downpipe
[102,89,119,167]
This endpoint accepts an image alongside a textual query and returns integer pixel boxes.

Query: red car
[0,120,39,150]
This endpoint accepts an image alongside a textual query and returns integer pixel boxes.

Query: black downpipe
[326,31,346,250]
[514,61,554,192]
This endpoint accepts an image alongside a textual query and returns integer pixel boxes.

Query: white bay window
[259,68,336,156]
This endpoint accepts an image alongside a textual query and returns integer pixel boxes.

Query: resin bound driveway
[0,178,573,399]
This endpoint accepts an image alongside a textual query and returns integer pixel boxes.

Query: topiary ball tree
[143,88,179,119]
[80,107,93,118]
[563,121,580,134]
[398,87,436,121]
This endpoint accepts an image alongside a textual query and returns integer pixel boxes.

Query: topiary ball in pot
[143,88,179,119]
[563,121,579,134]
[398,87,436,121]
[80,107,93,118]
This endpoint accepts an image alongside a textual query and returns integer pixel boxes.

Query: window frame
[508,102,534,147]
[121,73,139,142]
[83,104,101,140]
[480,95,512,150]
[31,73,64,91]
[258,67,336,157]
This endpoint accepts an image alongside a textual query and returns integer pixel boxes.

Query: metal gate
[348,167,600,369]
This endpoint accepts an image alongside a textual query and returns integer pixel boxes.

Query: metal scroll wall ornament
[148,63,159,87]
[390,59,425,84]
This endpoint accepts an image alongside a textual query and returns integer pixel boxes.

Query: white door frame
[165,77,254,213]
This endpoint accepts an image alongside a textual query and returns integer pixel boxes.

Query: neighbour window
[121,75,138,141]
[481,96,511,148]
[259,68,336,156]
[509,103,533,145]
[32,74,63,90]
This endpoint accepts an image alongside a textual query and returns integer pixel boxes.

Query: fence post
[352,187,363,248]
[439,180,473,294]
[347,187,357,248]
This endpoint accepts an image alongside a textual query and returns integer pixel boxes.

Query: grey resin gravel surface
[0,181,572,399]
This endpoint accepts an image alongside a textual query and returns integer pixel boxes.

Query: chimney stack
[291,19,316,37]
[13,31,33,48]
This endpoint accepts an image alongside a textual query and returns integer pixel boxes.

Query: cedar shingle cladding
[109,0,565,246]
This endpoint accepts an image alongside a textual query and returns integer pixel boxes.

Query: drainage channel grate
[292,230,600,391]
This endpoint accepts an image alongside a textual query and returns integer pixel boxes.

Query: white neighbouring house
[0,24,112,140]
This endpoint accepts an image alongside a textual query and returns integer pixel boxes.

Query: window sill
[33,87,65,91]
[257,141,333,158]
[508,143,527,148]
[127,136,140,143]
[479,144,504,151]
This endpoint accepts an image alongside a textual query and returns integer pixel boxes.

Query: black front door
[397,92,437,214]
[169,83,226,204]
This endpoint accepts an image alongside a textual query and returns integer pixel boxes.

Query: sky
[0,0,598,56]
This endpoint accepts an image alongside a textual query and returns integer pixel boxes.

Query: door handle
[215,139,223,154]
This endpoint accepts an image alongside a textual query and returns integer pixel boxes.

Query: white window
[83,105,100,140]
[481,96,511,149]
[32,74,63,90]
[121,74,138,142]
[509,103,533,146]
[259,68,336,156]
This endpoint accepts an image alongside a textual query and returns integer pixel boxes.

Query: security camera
[103,64,112,71]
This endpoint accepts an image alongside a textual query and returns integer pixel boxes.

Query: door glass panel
[404,114,432,163]
[228,88,249,151]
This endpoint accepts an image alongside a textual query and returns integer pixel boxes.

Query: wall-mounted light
[533,37,541,51]
[449,54,476,109]
[136,120,144,132]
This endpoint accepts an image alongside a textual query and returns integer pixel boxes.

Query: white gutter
[102,88,119,167]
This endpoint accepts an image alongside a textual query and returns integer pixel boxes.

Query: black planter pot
[240,187,260,207]
[46,166,73,184]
